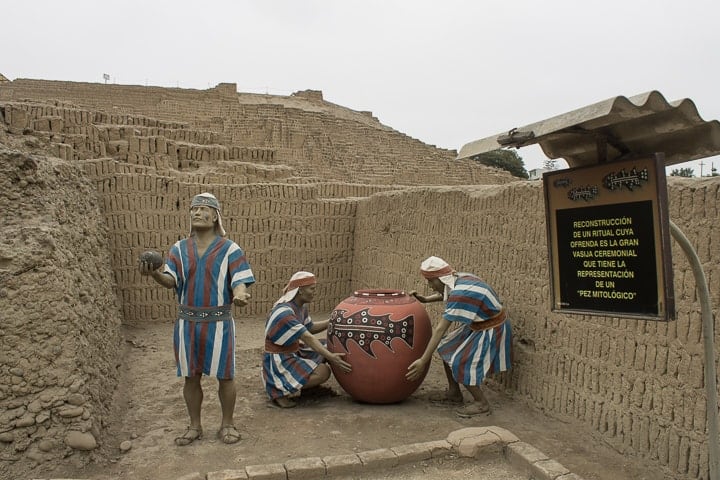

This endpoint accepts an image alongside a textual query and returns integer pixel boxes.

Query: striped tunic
[262,301,322,399]
[165,236,255,379]
[437,274,512,386]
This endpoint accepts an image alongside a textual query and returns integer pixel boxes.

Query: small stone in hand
[139,250,163,270]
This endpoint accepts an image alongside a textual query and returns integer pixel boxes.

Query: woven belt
[178,305,232,322]
[264,340,300,354]
[469,309,507,332]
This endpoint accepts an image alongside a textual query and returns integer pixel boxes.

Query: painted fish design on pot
[328,308,414,358]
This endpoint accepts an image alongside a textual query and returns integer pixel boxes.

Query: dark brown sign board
[543,154,675,320]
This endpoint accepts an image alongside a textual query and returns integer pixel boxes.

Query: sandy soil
[31,315,674,480]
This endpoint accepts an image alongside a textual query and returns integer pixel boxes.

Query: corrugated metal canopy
[457,91,720,168]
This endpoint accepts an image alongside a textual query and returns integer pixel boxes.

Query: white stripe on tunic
[446,331,474,375]
[445,307,477,322]
[265,307,292,335]
[482,330,494,380]
[209,322,225,377]
[177,248,186,304]
[233,271,254,283]
[275,324,304,345]
[459,284,504,309]
[498,327,508,371]
[467,332,485,384]
[270,355,303,393]
[217,253,229,306]
[178,319,189,376]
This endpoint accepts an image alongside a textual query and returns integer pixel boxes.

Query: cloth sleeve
[266,305,308,346]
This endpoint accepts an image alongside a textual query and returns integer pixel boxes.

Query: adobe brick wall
[0,87,456,472]
[93,173,365,319]
[2,78,718,479]
[1,79,513,186]
[350,179,720,479]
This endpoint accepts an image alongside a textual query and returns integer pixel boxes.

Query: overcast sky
[3,0,719,175]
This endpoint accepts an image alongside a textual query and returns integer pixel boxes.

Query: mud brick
[33,117,51,131]
[486,426,520,444]
[504,442,549,476]
[49,116,64,132]
[421,440,453,458]
[284,457,325,479]
[245,463,287,480]
[457,431,502,458]
[322,453,362,476]
[128,136,140,152]
[447,427,492,447]
[357,448,398,469]
[107,127,120,141]
[390,442,432,463]
[557,474,586,480]
[156,136,167,154]
[175,473,205,480]
[531,459,570,479]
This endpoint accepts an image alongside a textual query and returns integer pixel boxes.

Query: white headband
[273,271,316,306]
[420,256,456,288]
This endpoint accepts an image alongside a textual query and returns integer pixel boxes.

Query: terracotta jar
[327,289,432,404]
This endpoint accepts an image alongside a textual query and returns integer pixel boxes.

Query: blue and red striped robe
[262,301,323,399]
[437,274,512,386]
[165,236,255,379]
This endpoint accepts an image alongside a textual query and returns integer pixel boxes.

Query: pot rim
[352,289,406,297]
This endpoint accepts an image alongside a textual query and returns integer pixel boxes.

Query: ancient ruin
[0,76,718,480]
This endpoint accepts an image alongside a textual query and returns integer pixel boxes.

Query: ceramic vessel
[327,289,432,404]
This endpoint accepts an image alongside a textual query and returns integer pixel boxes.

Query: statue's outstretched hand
[328,352,352,373]
[233,292,251,307]
[406,358,427,381]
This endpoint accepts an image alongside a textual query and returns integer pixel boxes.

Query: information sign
[543,154,675,320]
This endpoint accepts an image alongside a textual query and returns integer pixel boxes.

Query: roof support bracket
[497,128,535,147]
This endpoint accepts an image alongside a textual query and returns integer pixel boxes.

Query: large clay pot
[327,289,432,404]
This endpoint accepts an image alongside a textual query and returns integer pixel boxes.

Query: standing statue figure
[406,256,512,417]
[139,192,255,445]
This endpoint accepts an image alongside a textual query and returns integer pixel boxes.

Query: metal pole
[670,220,719,479]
